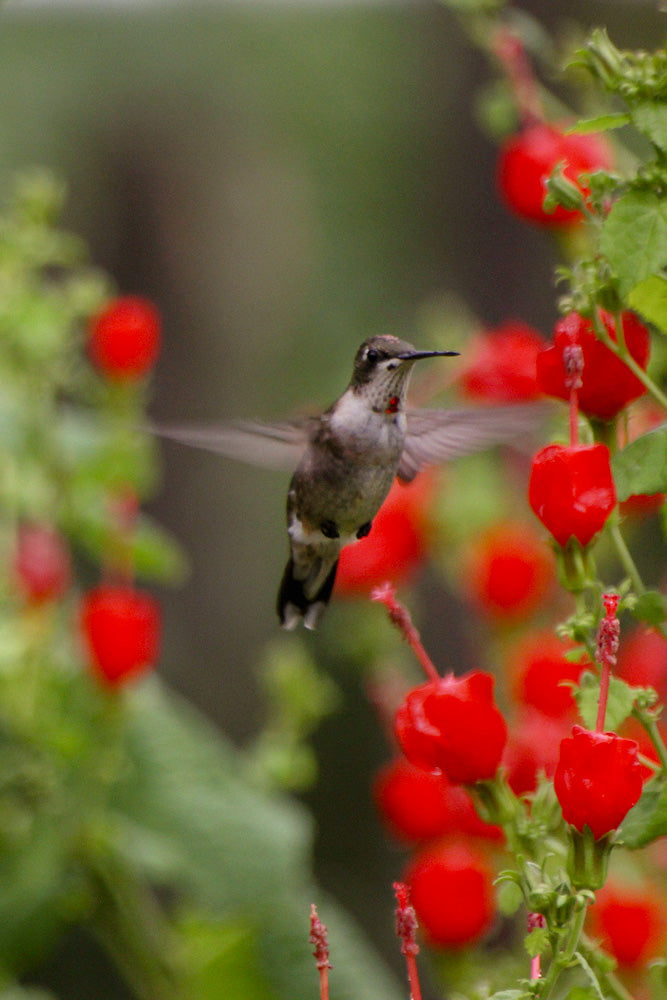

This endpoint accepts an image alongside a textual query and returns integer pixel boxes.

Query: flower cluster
[497,123,612,227]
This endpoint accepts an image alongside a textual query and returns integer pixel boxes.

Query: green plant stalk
[537,901,587,1000]
[636,706,667,771]
[592,312,667,411]
[609,521,644,595]
[609,521,667,639]
[578,935,635,1000]
[86,846,181,1000]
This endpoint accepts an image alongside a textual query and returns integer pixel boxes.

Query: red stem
[394,883,422,1000]
[309,904,332,1000]
[493,26,543,127]
[595,594,620,733]
[371,583,440,682]
[405,953,423,1000]
[569,387,579,448]
[530,955,542,981]
[563,343,584,448]
[595,663,610,732]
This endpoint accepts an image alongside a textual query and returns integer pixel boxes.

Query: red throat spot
[386,396,400,414]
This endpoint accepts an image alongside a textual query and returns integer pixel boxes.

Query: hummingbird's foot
[356,520,372,539]
[320,519,340,539]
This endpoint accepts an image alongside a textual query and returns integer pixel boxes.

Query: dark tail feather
[277,557,339,630]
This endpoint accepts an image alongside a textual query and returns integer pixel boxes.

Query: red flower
[80,584,161,686]
[537,311,650,421]
[554,725,643,839]
[395,671,507,784]
[509,631,589,718]
[497,123,611,227]
[588,882,667,967]
[405,840,496,948]
[528,443,616,547]
[13,523,71,604]
[374,757,503,843]
[504,710,568,796]
[88,296,161,381]
[459,321,544,403]
[335,474,434,596]
[466,522,555,620]
[616,627,667,703]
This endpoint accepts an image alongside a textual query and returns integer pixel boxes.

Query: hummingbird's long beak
[397,349,460,361]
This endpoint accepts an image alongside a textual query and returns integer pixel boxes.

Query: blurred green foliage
[0,172,403,999]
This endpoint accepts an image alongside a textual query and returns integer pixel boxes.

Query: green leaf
[132,516,189,584]
[577,673,637,731]
[600,191,667,297]
[617,772,667,847]
[178,914,280,1000]
[628,274,667,333]
[0,813,79,974]
[631,100,667,152]
[496,879,523,917]
[525,926,549,958]
[611,426,667,501]
[112,681,405,1000]
[632,590,667,626]
[0,989,59,1000]
[567,113,631,134]
[486,991,529,1000]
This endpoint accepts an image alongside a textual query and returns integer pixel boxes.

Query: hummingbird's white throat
[356,356,414,415]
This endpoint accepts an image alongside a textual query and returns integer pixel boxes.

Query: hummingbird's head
[350,335,458,411]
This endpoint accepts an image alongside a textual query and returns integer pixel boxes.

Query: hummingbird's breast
[289,396,405,539]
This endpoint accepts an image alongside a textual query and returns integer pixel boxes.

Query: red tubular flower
[395,671,507,784]
[509,631,590,718]
[335,474,434,596]
[554,725,643,839]
[405,840,495,948]
[497,123,611,227]
[588,882,667,967]
[374,758,502,843]
[80,584,161,686]
[459,320,544,403]
[537,311,650,421]
[13,523,71,604]
[616,627,667,703]
[88,295,161,381]
[504,710,568,796]
[466,522,555,620]
[528,442,616,547]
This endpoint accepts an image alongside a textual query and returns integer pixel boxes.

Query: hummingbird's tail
[277,557,339,631]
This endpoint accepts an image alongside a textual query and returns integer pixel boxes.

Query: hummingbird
[157,334,541,630]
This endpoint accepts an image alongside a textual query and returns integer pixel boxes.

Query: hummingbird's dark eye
[365,348,379,363]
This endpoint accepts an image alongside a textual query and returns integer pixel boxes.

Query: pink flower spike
[596,593,620,732]
[371,583,440,682]
[393,882,422,1000]
[527,912,546,980]
[603,593,620,619]
[563,341,584,447]
[309,904,331,1000]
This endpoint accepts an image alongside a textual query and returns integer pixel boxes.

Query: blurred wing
[399,403,545,482]
[154,418,313,471]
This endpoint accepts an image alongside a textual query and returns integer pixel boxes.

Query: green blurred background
[0,0,663,993]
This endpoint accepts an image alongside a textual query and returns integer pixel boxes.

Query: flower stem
[592,313,667,411]
[309,905,332,1000]
[595,594,620,732]
[636,708,667,771]
[610,522,667,640]
[394,882,422,1000]
[371,583,440,681]
[538,901,587,1000]
[609,522,644,594]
